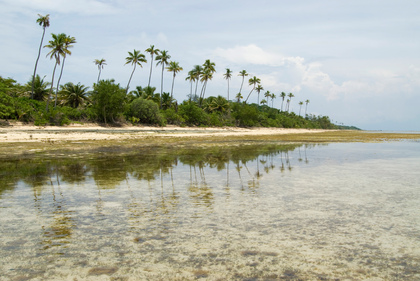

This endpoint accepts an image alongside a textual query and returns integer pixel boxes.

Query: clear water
[1,141,420,280]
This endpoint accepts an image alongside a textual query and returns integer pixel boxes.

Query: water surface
[1,141,419,280]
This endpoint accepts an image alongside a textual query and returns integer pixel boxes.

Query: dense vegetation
[0,14,345,130]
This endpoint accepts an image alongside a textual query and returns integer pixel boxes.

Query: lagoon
[1,141,420,280]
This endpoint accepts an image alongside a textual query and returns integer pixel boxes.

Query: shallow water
[1,141,420,280]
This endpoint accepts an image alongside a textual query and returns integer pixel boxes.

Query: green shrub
[129,98,165,126]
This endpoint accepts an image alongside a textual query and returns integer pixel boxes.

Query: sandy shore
[0,122,328,143]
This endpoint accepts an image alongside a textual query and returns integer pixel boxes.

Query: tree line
[0,14,338,129]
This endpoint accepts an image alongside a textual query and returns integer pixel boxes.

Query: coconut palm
[235,92,243,103]
[287,92,294,112]
[125,49,147,93]
[44,33,68,111]
[192,65,203,98]
[244,76,261,104]
[32,14,50,99]
[264,90,271,107]
[55,34,76,107]
[255,84,264,105]
[280,92,286,112]
[223,68,232,100]
[238,70,248,94]
[298,101,304,116]
[199,59,216,105]
[59,82,90,108]
[270,93,276,108]
[166,61,183,99]
[94,58,106,83]
[185,70,194,100]
[26,74,50,101]
[155,50,171,103]
[260,99,267,106]
[305,99,310,117]
[145,45,160,87]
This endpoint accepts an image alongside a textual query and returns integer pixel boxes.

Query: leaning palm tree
[44,33,67,111]
[94,58,106,83]
[305,99,310,117]
[54,34,76,107]
[223,68,232,100]
[280,92,286,112]
[155,50,171,107]
[255,84,264,105]
[238,70,248,94]
[59,82,90,108]
[125,49,147,93]
[145,45,160,87]
[166,61,183,100]
[287,92,294,112]
[32,14,50,99]
[244,76,261,104]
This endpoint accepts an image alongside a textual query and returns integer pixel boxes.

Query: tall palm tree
[185,70,194,100]
[94,58,106,83]
[44,33,67,111]
[298,101,304,116]
[287,92,294,112]
[238,70,248,94]
[270,93,276,108]
[264,90,271,107]
[32,14,50,99]
[192,65,203,98]
[244,76,261,104]
[223,68,232,100]
[59,82,90,108]
[280,92,286,112]
[155,50,171,107]
[145,45,160,87]
[166,61,183,100]
[125,49,147,93]
[305,99,310,117]
[55,34,76,107]
[199,59,216,105]
[255,84,264,105]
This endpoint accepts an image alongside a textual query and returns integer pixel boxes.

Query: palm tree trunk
[46,61,58,112]
[239,77,244,94]
[97,68,101,84]
[227,79,230,101]
[244,88,254,104]
[126,64,136,93]
[55,56,66,108]
[148,56,153,87]
[281,99,284,112]
[170,73,175,100]
[32,27,46,99]
[160,64,164,109]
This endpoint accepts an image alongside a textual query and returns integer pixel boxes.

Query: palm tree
[270,93,276,108]
[287,92,294,112]
[44,33,67,111]
[145,45,160,87]
[59,82,90,108]
[255,84,264,105]
[280,92,286,112]
[192,65,203,98]
[305,99,310,117]
[235,92,243,103]
[125,49,147,93]
[223,68,232,100]
[155,50,171,107]
[298,101,304,116]
[238,70,248,94]
[260,99,267,106]
[185,70,194,100]
[264,91,271,107]
[199,59,216,105]
[32,14,50,99]
[166,61,183,100]
[26,74,50,101]
[55,34,76,107]
[94,58,106,83]
[244,76,261,104]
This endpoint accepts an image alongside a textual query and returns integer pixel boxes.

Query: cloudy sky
[1,0,419,130]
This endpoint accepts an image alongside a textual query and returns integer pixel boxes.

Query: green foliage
[231,103,259,127]
[179,101,209,126]
[162,108,184,125]
[90,79,126,123]
[128,98,165,126]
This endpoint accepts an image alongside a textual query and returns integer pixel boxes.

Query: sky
[1,0,419,130]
